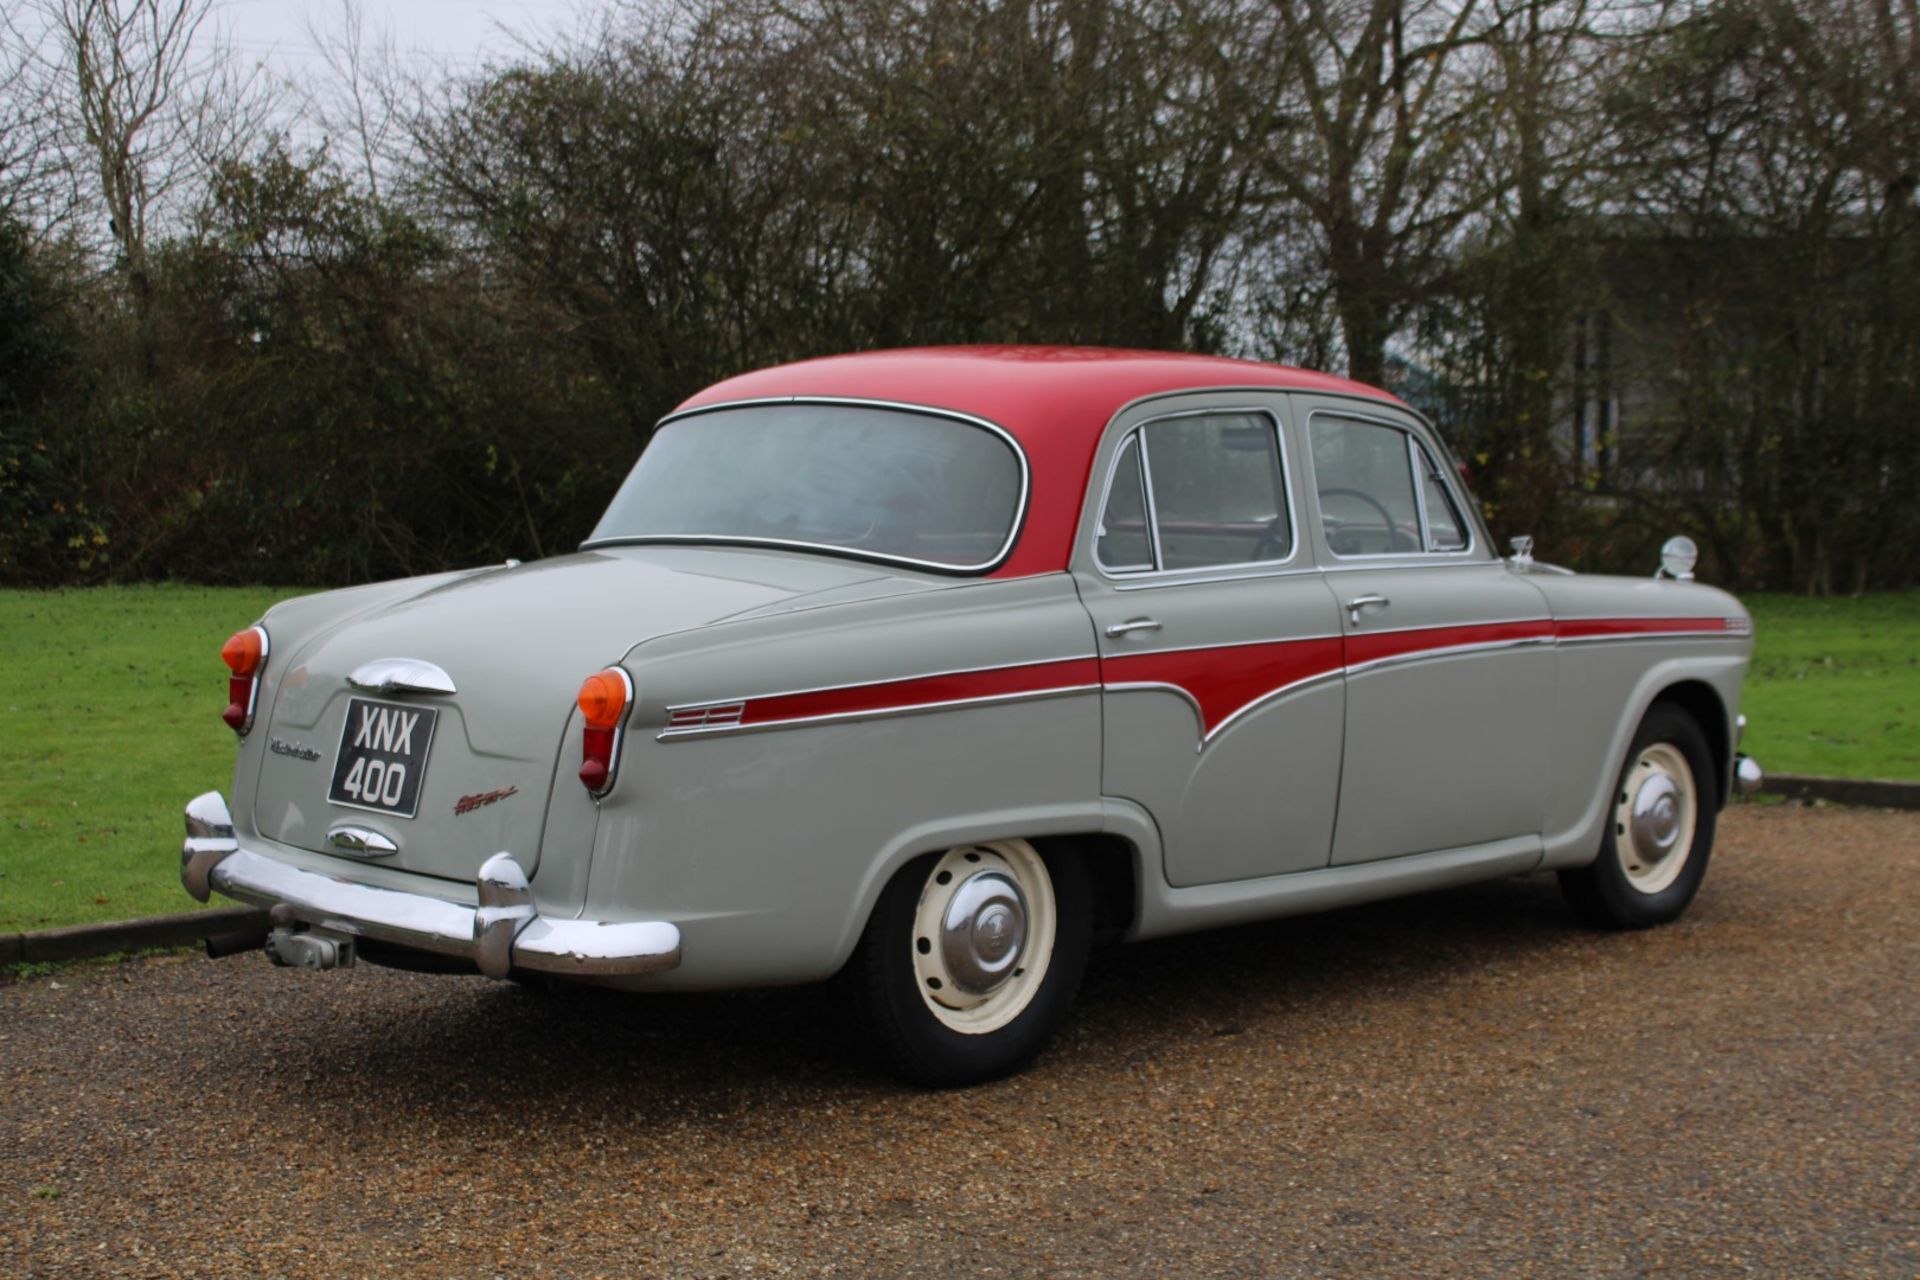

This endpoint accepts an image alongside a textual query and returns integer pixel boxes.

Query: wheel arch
[1031,832,1139,945]
[831,803,1153,979]
[1652,679,1732,809]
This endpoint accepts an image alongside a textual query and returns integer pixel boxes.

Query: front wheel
[1560,702,1718,929]
[851,839,1090,1087]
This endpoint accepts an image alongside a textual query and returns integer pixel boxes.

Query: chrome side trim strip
[655,622,1730,744]
[1344,636,1555,676]
[1102,680,1206,727]
[1349,617,1553,640]
[656,684,1100,740]
[1556,630,1738,646]
[587,395,1031,576]
[664,655,1099,711]
[1200,669,1346,748]
[1104,669,1346,751]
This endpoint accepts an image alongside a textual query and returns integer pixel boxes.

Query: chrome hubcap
[1631,774,1682,854]
[911,841,1057,1035]
[939,871,1028,994]
[1614,742,1697,894]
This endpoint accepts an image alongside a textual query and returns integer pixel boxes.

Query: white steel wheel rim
[910,840,1056,1035]
[1614,742,1698,894]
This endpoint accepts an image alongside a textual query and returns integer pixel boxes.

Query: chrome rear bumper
[182,791,681,979]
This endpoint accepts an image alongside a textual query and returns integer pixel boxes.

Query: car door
[1294,396,1555,865]
[1073,395,1347,887]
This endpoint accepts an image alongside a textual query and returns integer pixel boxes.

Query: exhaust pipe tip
[204,927,270,960]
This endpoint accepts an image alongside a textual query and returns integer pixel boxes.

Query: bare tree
[303,0,403,199]
[1248,0,1502,385]
[0,9,83,236]
[42,0,278,312]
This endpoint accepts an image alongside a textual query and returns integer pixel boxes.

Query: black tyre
[852,839,1091,1087]
[1560,702,1718,929]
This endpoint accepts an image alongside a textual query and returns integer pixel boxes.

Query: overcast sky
[220,0,581,79]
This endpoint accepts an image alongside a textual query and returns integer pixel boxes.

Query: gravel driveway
[3,804,1916,1277]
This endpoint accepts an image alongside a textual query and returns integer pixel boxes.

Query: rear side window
[1096,435,1154,570]
[1310,416,1471,556]
[1096,412,1292,573]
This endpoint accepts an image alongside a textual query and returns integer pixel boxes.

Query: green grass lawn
[1740,592,1920,783]
[0,583,1914,934]
[1,585,299,933]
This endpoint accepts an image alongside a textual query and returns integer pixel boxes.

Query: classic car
[181,346,1762,1085]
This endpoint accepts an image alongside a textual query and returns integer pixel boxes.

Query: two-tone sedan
[182,347,1760,1084]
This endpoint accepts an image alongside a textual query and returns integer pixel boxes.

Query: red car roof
[674,346,1405,578]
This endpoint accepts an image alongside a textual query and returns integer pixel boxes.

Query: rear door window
[1098,411,1292,573]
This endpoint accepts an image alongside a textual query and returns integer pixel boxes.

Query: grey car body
[182,348,1756,1081]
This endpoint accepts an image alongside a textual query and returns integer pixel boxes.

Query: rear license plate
[328,697,439,818]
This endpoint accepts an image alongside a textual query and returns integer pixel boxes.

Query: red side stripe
[739,656,1101,726]
[1555,616,1730,639]
[1345,618,1555,668]
[709,616,1735,733]
[1102,637,1346,735]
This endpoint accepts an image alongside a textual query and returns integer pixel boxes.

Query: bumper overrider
[181,792,681,979]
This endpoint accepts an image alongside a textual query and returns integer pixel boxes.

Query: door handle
[1105,617,1163,638]
[1345,594,1390,625]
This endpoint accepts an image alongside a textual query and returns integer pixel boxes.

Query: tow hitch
[264,905,355,970]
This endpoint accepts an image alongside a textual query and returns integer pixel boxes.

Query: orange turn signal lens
[221,627,265,677]
[577,669,629,730]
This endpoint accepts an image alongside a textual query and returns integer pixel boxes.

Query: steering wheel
[1252,515,1291,561]
[1318,487,1419,553]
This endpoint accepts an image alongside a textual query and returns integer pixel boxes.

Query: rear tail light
[220,625,269,734]
[577,667,633,795]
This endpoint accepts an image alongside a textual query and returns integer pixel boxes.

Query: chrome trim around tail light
[223,626,270,736]
[581,665,634,797]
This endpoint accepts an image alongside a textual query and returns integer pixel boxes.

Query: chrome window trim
[1408,433,1436,553]
[1136,429,1169,572]
[1304,407,1484,562]
[1092,433,1156,573]
[582,395,1031,576]
[1111,563,1327,591]
[1092,406,1300,582]
[1412,439,1469,553]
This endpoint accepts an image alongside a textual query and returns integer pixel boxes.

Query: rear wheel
[852,839,1090,1087]
[1560,702,1717,929]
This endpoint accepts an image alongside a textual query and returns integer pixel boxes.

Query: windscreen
[587,404,1025,570]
